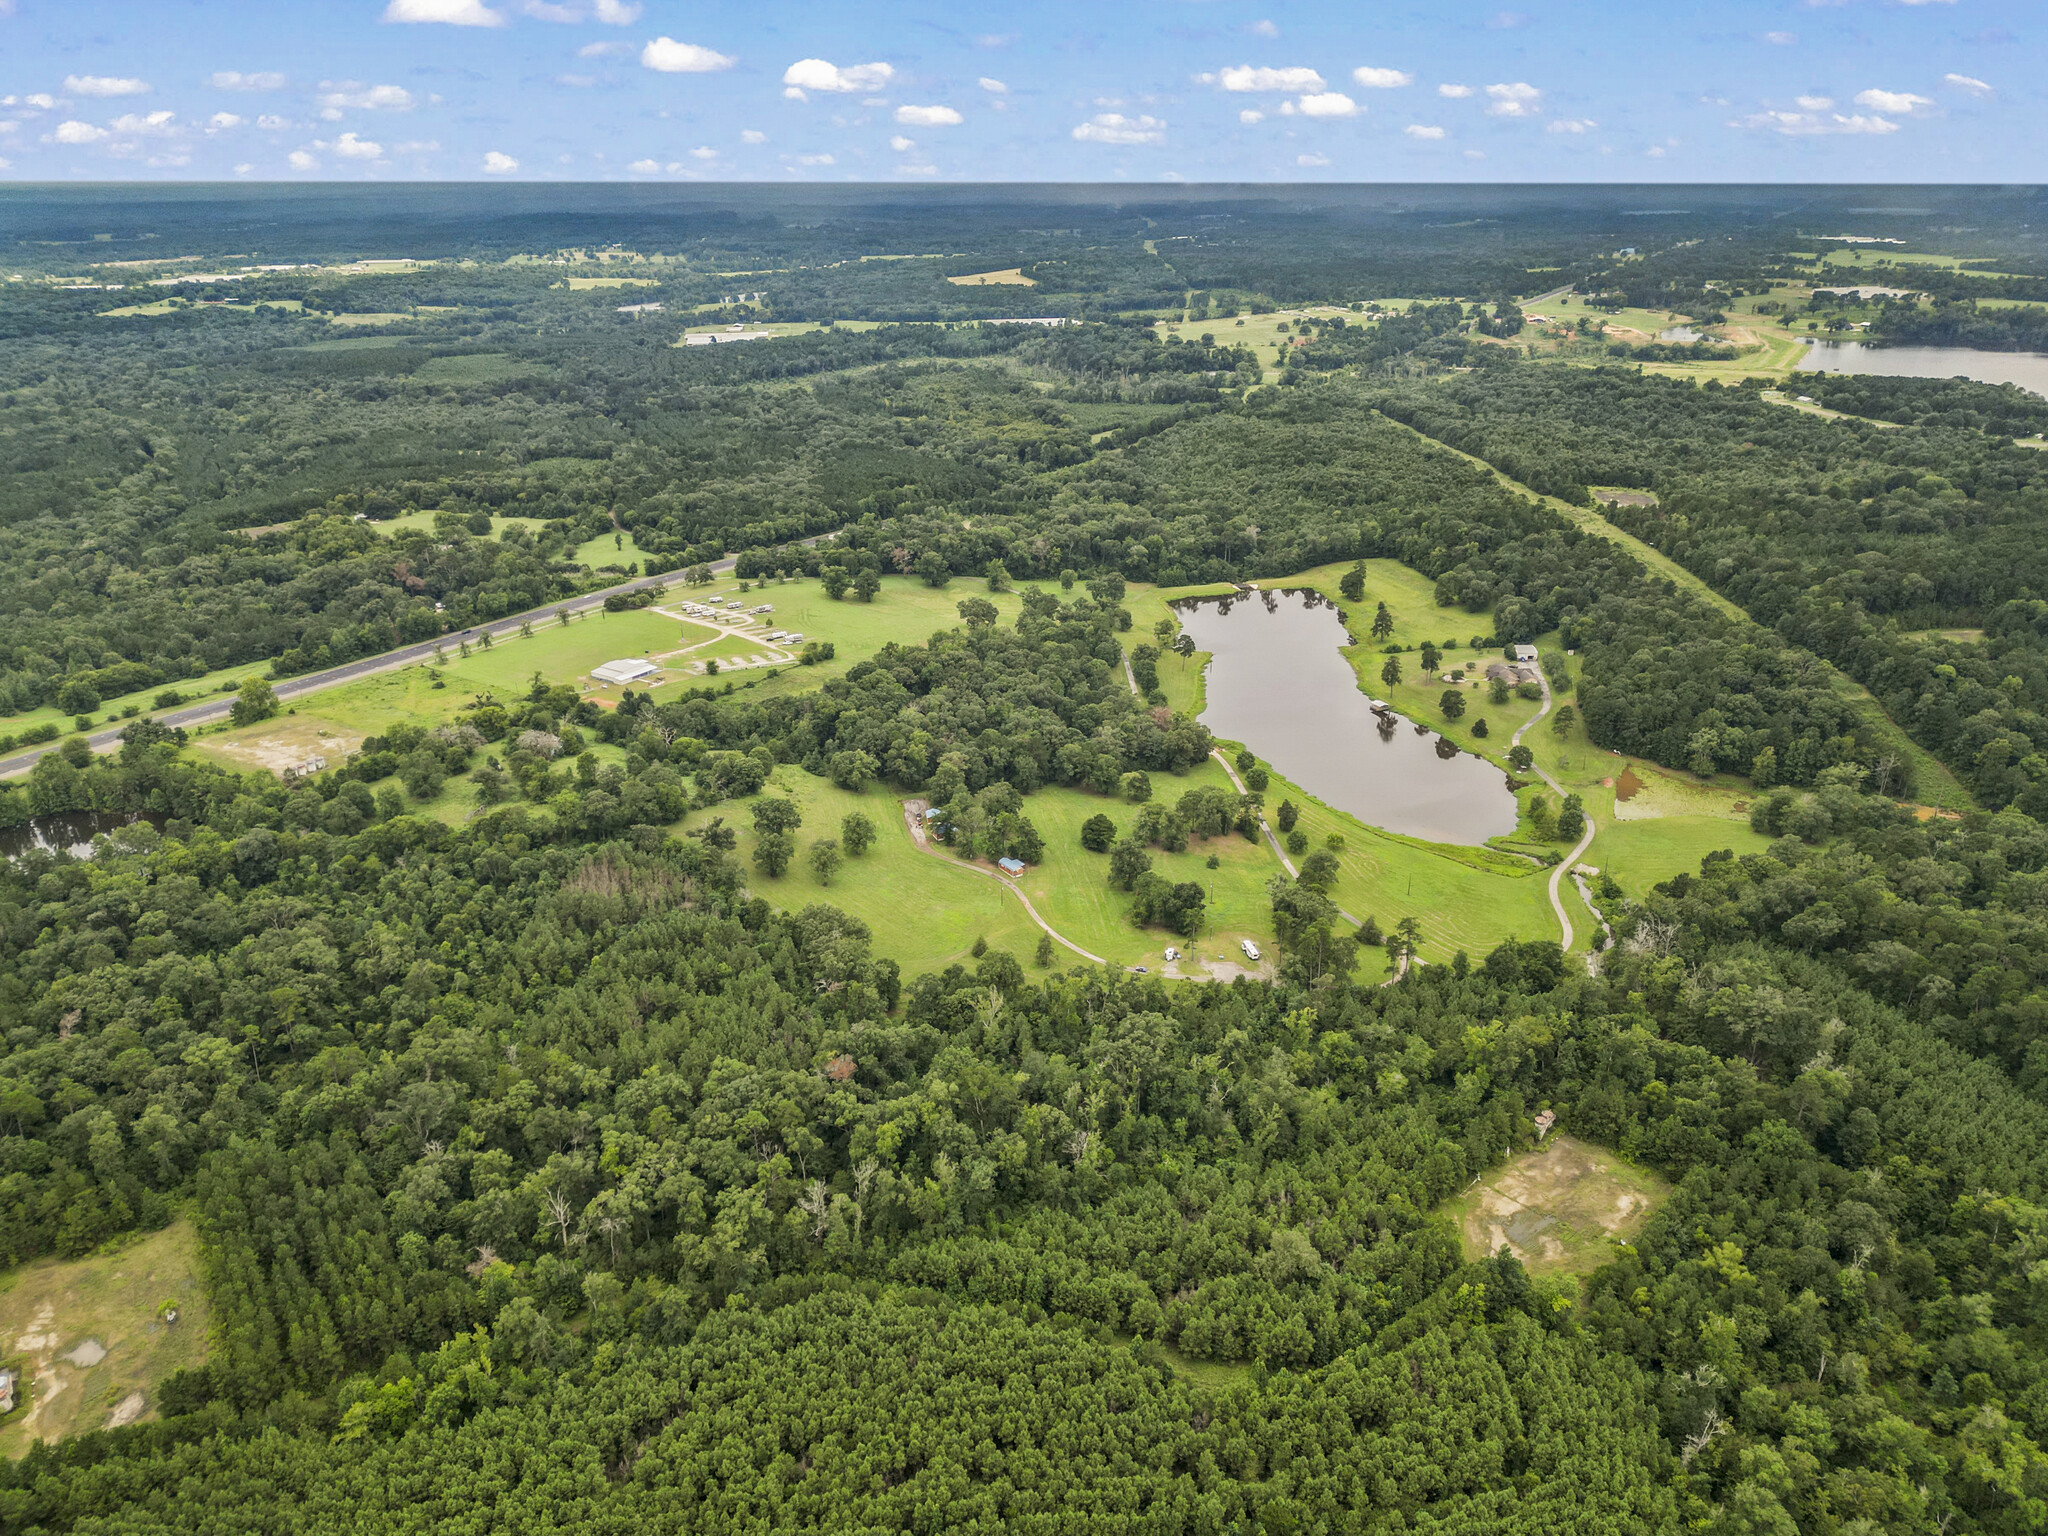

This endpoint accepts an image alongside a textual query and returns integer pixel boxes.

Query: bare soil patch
[946,267,1036,286]
[1449,1134,1669,1278]
[201,718,362,777]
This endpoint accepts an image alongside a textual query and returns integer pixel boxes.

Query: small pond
[1173,589,1519,846]
[0,810,161,861]
[1795,339,2048,398]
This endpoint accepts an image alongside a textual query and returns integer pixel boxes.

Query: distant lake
[1172,589,1519,846]
[1795,339,2048,398]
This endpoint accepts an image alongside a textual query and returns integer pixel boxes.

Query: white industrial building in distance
[591,658,659,685]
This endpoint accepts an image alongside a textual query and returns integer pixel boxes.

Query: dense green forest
[8,186,2048,1531]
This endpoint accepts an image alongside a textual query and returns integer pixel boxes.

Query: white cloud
[1292,92,1358,118]
[1212,65,1324,92]
[1646,145,1666,158]
[1239,109,1264,124]
[793,152,835,166]
[1403,124,1445,139]
[783,58,893,94]
[897,161,937,175]
[1351,66,1413,89]
[522,0,579,18]
[1251,19,1279,38]
[628,157,660,173]
[208,112,243,130]
[890,134,915,151]
[482,149,519,172]
[642,38,735,73]
[1438,83,1472,99]
[257,114,291,130]
[392,139,439,153]
[108,111,176,135]
[578,40,629,57]
[896,104,962,126]
[979,77,1007,94]
[234,161,253,174]
[740,128,766,144]
[1944,73,1992,96]
[1548,117,1596,133]
[21,94,57,110]
[288,149,318,169]
[210,71,285,91]
[690,145,716,159]
[65,75,149,97]
[1731,108,1898,136]
[1296,152,1330,166]
[1485,82,1541,117]
[319,83,415,112]
[1073,112,1164,145]
[1795,95,1833,111]
[592,0,640,20]
[52,120,108,143]
[1855,88,1933,114]
[382,0,504,25]
[1764,32,1796,45]
[334,131,383,159]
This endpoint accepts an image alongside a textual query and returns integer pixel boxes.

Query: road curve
[0,541,818,781]
[899,802,1105,965]
[1510,662,1596,952]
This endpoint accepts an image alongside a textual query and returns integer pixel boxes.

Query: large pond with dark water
[1795,339,2048,398]
[0,810,161,861]
[1173,589,1519,846]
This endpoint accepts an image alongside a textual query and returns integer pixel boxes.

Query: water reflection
[0,811,163,861]
[1795,339,2048,398]
[1173,589,1519,845]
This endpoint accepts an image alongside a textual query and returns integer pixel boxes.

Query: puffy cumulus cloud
[210,71,285,91]
[234,162,254,174]
[895,104,961,126]
[1072,112,1164,145]
[51,120,108,143]
[108,111,177,137]
[782,59,892,97]
[1485,82,1541,117]
[1209,65,1324,92]
[207,112,243,130]
[333,131,383,159]
[642,38,735,73]
[65,74,149,97]
[1548,117,1596,133]
[593,0,640,20]
[1730,108,1899,135]
[740,128,766,144]
[1351,66,1413,89]
[1290,91,1359,117]
[1238,108,1264,124]
[1945,73,1992,96]
[1296,152,1330,166]
[382,0,504,24]
[1438,83,1472,99]
[627,157,661,173]
[1854,88,1933,114]
[319,83,415,112]
[1403,123,1445,139]
[288,148,318,170]
[978,77,1007,94]
[1795,95,1833,111]
[1250,19,1279,38]
[889,134,915,151]
[690,145,716,160]
[481,149,519,173]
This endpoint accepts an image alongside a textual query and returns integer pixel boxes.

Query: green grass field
[572,527,655,571]
[368,511,551,542]
[413,353,530,385]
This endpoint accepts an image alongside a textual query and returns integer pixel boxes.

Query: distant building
[617,302,665,315]
[591,658,659,685]
[1512,644,1539,663]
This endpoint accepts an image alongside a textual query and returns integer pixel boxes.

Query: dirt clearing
[1449,1134,1669,1278]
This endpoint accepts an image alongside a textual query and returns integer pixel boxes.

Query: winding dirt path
[1510,665,1597,954]
[900,801,1106,965]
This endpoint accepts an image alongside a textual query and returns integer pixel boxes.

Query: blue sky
[0,0,2037,182]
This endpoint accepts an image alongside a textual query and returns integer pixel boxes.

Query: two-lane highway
[0,547,772,780]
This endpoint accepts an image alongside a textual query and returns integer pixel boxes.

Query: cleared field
[572,527,655,571]
[368,511,550,542]
[414,353,529,385]
[326,312,412,327]
[947,268,1036,286]
[565,276,661,289]
[436,609,682,694]
[1595,814,1768,898]
[0,1220,210,1453]
[1447,1135,1669,1279]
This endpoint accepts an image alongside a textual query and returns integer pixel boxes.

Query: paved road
[1510,663,1598,953]
[0,542,815,781]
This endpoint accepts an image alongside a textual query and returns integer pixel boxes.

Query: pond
[1173,589,1520,846]
[0,810,161,861]
[1795,339,2048,398]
